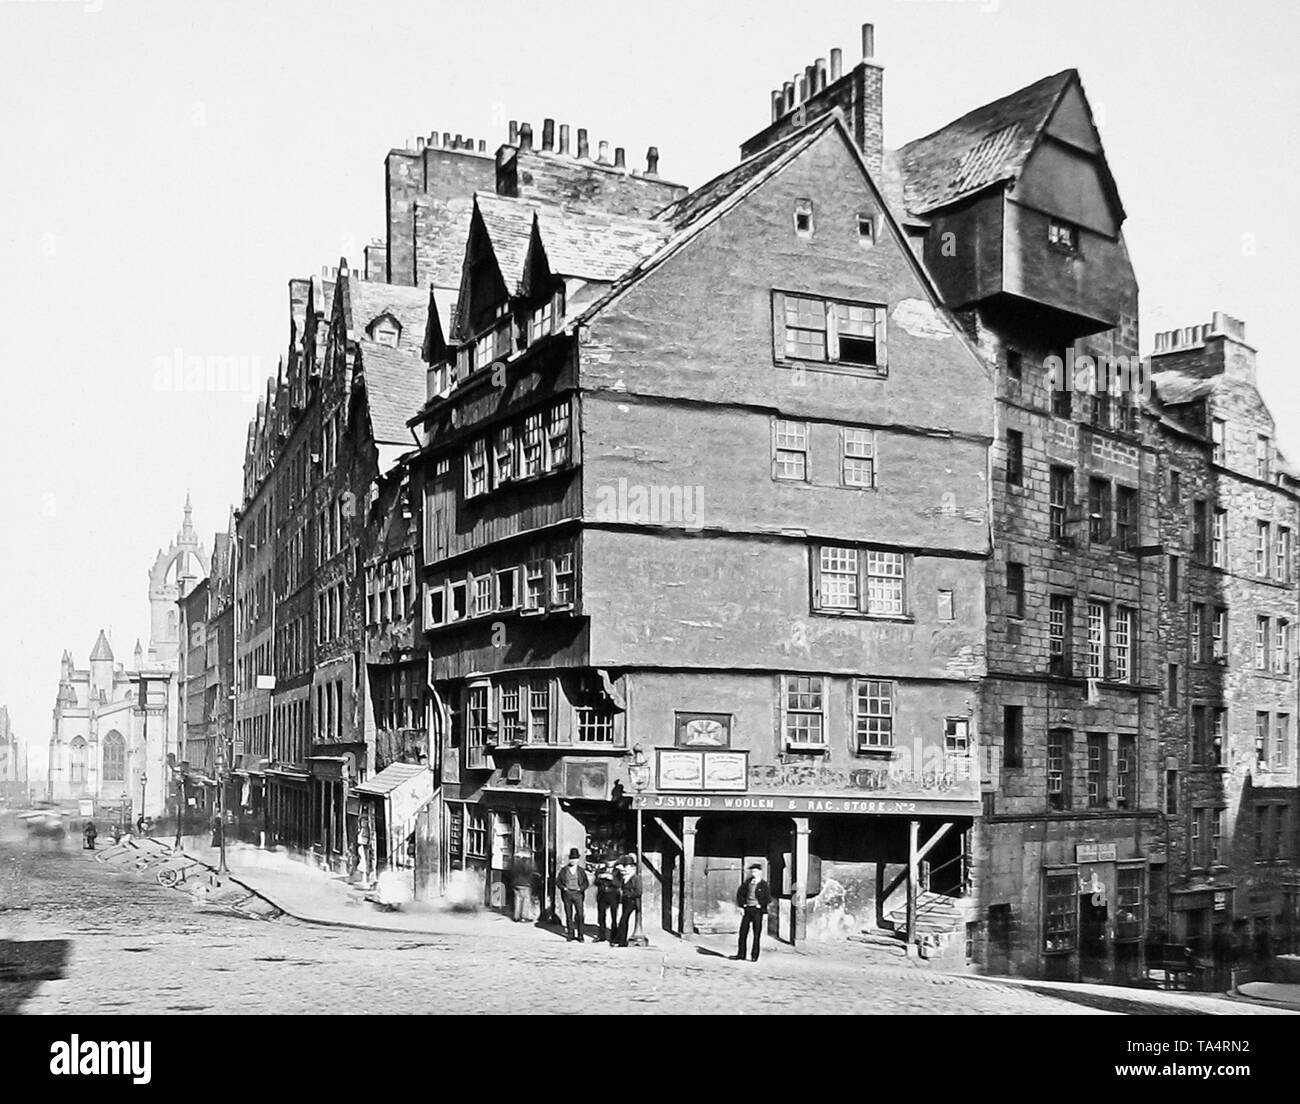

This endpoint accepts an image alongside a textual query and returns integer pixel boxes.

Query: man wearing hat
[556,847,590,941]
[614,854,642,947]
[733,863,773,962]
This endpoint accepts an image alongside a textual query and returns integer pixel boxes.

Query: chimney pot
[508,120,519,144]
[783,81,796,113]
[417,136,426,151]
[815,57,828,91]
[542,118,555,151]
[830,48,842,82]
[559,124,570,155]
[321,265,329,277]
[519,122,533,151]
[798,75,808,103]
[598,139,610,164]
[804,65,816,98]
[428,130,440,148]
[771,89,783,122]
[614,146,626,169]
[443,131,452,147]
[577,128,590,159]
[454,133,463,149]
[477,139,486,152]
[646,146,659,175]
[862,23,875,60]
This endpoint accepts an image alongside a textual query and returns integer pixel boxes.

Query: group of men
[511,847,643,945]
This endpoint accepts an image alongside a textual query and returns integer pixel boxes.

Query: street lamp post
[627,745,651,948]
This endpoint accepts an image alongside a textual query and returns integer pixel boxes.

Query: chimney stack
[428,131,440,148]
[443,131,452,147]
[559,124,570,154]
[577,128,590,159]
[862,22,875,60]
[416,136,425,151]
[508,120,519,144]
[783,81,795,113]
[771,90,783,123]
[519,122,533,151]
[645,146,659,175]
[798,75,807,102]
[804,64,816,98]
[614,146,626,169]
[815,57,827,91]
[597,140,610,164]
[477,139,486,152]
[542,118,555,151]
[830,48,842,82]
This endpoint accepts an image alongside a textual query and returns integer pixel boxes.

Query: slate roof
[896,70,1075,215]
[1151,371,1221,406]
[359,340,425,446]
[345,277,430,341]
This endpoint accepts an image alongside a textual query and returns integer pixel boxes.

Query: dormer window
[370,316,400,348]
[1047,219,1079,254]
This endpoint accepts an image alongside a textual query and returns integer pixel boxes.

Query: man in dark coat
[556,848,590,941]
[594,857,622,942]
[614,857,641,947]
[733,864,773,962]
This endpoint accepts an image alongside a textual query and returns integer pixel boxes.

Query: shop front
[1041,845,1150,985]
[353,762,436,899]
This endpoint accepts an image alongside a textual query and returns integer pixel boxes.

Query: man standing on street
[594,856,621,942]
[557,848,590,942]
[510,847,537,923]
[614,856,642,947]
[733,863,772,962]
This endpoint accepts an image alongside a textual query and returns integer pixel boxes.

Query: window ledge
[784,743,828,754]
[774,358,888,381]
[855,747,894,759]
[811,611,914,623]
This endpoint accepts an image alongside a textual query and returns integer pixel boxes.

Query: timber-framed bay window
[772,291,888,376]
[461,397,575,501]
[425,538,579,629]
[811,544,907,617]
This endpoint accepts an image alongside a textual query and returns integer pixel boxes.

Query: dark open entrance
[1079,892,1108,980]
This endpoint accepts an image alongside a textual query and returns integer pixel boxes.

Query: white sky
[1,0,1296,769]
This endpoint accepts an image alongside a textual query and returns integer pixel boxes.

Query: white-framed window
[782,675,825,747]
[854,679,893,751]
[551,552,575,607]
[776,292,887,371]
[528,681,550,743]
[842,427,876,488]
[527,297,555,345]
[1275,619,1290,675]
[1212,508,1227,567]
[575,704,615,744]
[493,426,515,486]
[472,575,492,617]
[524,555,546,611]
[425,583,447,628]
[866,551,905,616]
[465,437,488,498]
[520,412,546,477]
[547,401,571,469]
[1212,608,1227,659]
[1257,616,1269,670]
[1087,602,1107,680]
[944,717,970,755]
[1111,607,1132,683]
[817,546,858,610]
[1276,526,1292,582]
[1257,520,1270,576]
[773,419,808,481]
[495,567,518,611]
[466,683,491,756]
[1257,434,1272,480]
[500,683,523,743]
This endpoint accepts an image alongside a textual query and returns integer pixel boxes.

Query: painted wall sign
[657,750,704,790]
[702,752,747,791]
[1213,891,1228,912]
[1076,844,1118,863]
[633,792,979,816]
[657,749,748,792]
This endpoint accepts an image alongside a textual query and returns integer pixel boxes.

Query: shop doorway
[1079,893,1108,980]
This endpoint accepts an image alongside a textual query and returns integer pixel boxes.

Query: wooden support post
[906,819,920,947]
[792,817,810,946]
[681,816,698,939]
[876,860,887,929]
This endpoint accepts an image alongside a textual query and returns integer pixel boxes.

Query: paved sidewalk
[1233,981,1300,1010]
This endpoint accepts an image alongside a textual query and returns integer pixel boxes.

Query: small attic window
[1047,218,1079,254]
[794,199,814,237]
[370,315,401,348]
[857,213,876,245]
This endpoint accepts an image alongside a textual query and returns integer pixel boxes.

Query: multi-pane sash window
[1047,729,1070,809]
[1257,616,1269,670]
[1086,733,1108,808]
[1211,808,1224,866]
[774,419,809,481]
[1211,418,1226,464]
[576,705,615,744]
[466,685,490,755]
[1049,596,1071,674]
[1117,735,1135,809]
[1257,711,1269,766]
[472,575,492,617]
[783,675,825,746]
[547,402,571,468]
[493,426,515,485]
[818,546,858,609]
[1116,486,1137,549]
[1112,607,1132,682]
[521,412,546,477]
[1212,509,1227,567]
[1191,603,1204,661]
[1086,603,1106,679]
[551,553,575,607]
[1089,478,1111,542]
[1212,708,1226,766]
[466,437,489,498]
[854,680,893,751]
[1276,526,1292,582]
[1257,434,1272,480]
[1276,619,1290,674]
[500,685,523,743]
[1050,467,1072,539]
[1115,867,1143,941]
[864,551,903,615]
[1191,809,1202,867]
[1257,521,1270,576]
[527,294,556,344]
[778,293,887,370]
[842,428,875,487]
[528,682,550,743]
[524,556,546,610]
[945,718,970,754]
[1213,608,1227,660]
[464,807,488,858]
[1278,714,1291,768]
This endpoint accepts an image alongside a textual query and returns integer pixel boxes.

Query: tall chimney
[804,64,816,99]
[416,136,426,151]
[614,146,626,169]
[542,118,555,151]
[454,133,463,148]
[519,122,533,151]
[443,131,452,147]
[783,81,795,113]
[597,140,610,164]
[577,128,590,159]
[508,120,519,144]
[428,131,440,148]
[830,48,842,82]
[477,139,486,152]
[771,90,783,122]
[798,75,808,102]
[815,57,827,91]
[559,124,570,154]
[862,23,875,60]
[645,146,659,175]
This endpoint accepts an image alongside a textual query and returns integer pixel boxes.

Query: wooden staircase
[881,890,969,938]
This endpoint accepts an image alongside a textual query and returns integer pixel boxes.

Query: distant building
[0,705,27,803]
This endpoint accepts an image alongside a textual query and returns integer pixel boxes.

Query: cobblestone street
[1,836,1277,1016]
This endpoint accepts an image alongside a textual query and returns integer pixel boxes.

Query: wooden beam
[653,815,682,852]
[906,819,920,946]
[916,821,953,864]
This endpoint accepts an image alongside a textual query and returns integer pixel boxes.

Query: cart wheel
[157,867,181,888]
